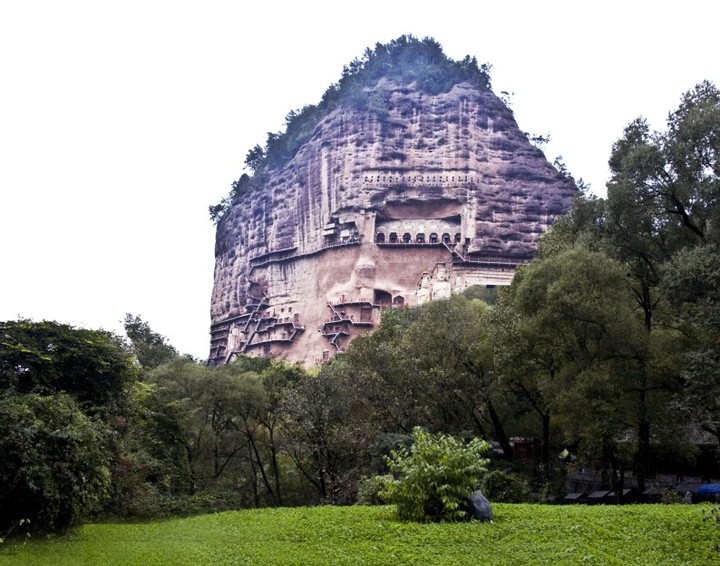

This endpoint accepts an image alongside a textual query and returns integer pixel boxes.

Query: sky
[1,0,718,359]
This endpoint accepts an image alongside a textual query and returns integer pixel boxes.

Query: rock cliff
[209,59,576,367]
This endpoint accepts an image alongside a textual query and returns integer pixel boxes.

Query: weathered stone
[209,79,576,367]
[464,491,494,521]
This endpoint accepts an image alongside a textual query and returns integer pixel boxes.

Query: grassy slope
[1,504,717,565]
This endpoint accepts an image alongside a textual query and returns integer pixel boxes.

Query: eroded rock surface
[210,80,576,366]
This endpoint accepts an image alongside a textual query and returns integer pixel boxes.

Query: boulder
[464,491,493,522]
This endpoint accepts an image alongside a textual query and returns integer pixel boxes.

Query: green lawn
[1,504,718,565]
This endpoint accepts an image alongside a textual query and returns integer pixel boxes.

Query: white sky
[1,0,718,359]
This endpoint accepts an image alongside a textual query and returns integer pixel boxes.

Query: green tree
[596,81,720,488]
[280,357,377,504]
[400,296,514,455]
[0,393,112,532]
[508,246,682,495]
[663,243,720,445]
[123,314,178,370]
[381,427,489,522]
[0,320,137,414]
[0,320,146,524]
[343,297,515,454]
[141,356,315,508]
[244,144,266,172]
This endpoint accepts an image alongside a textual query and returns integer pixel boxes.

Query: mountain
[209,37,577,366]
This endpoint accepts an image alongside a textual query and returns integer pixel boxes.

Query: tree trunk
[541,412,551,472]
[267,426,283,506]
[634,362,651,495]
[486,397,513,458]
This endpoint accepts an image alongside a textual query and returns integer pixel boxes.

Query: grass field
[1,504,718,565]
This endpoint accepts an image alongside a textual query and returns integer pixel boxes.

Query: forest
[2,71,720,536]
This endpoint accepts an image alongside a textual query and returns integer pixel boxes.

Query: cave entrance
[402,233,412,243]
[389,232,398,244]
[374,289,392,308]
[375,232,386,243]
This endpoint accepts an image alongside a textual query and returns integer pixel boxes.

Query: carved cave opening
[374,289,392,308]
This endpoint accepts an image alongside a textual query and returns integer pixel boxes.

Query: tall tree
[0,319,137,531]
[0,393,112,532]
[123,314,179,370]
[508,246,682,495]
[663,243,720,445]
[0,319,137,413]
[600,81,720,488]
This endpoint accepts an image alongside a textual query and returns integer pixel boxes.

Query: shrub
[660,489,682,504]
[380,427,489,521]
[481,470,533,503]
[356,475,393,505]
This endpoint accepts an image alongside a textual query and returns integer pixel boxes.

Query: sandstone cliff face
[210,80,576,366]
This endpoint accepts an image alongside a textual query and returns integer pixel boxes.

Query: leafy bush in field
[356,475,393,505]
[481,470,533,503]
[381,427,489,521]
[660,489,682,504]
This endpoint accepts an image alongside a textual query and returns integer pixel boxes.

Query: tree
[144,358,239,495]
[0,393,112,532]
[381,427,489,522]
[508,246,682,495]
[492,293,556,471]
[663,243,720,445]
[244,144,266,173]
[279,357,377,504]
[608,82,720,247]
[400,295,515,456]
[0,319,137,414]
[342,297,515,452]
[140,355,317,508]
[597,81,720,488]
[123,314,179,370]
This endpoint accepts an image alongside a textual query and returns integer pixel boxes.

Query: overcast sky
[1,1,718,359]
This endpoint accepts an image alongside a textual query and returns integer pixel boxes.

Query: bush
[356,475,393,505]
[481,470,533,503]
[380,427,489,521]
[660,489,682,504]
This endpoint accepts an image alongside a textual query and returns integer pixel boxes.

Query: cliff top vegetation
[209,35,492,223]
